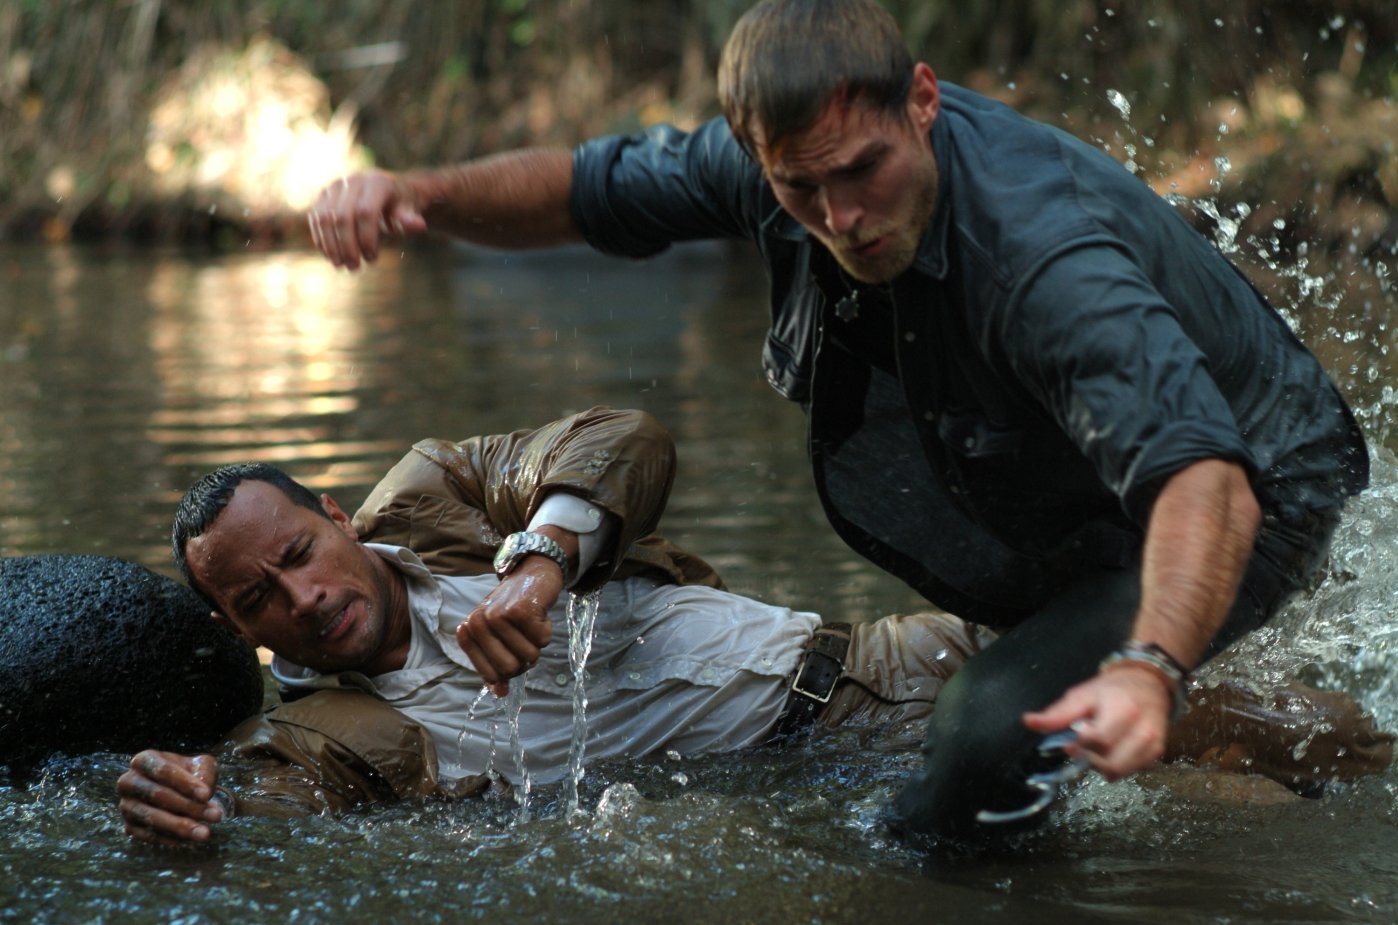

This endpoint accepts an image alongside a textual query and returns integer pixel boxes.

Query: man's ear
[320,493,360,541]
[907,61,940,134]
[211,610,244,639]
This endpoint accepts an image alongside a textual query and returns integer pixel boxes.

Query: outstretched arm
[307,148,579,270]
[117,691,460,846]
[1024,458,1261,778]
[117,750,227,847]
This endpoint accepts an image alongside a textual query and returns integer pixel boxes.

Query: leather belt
[771,623,852,738]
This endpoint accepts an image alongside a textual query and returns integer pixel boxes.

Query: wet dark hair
[718,0,914,157]
[171,462,328,601]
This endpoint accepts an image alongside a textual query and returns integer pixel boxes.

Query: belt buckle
[790,649,841,705]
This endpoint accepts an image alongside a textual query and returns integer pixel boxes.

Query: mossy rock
[0,554,262,769]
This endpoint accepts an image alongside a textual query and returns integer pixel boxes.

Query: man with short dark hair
[305,0,1369,842]
[117,408,985,847]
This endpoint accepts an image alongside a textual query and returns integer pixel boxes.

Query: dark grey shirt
[570,82,1367,623]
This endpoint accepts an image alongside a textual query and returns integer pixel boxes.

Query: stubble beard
[830,157,938,285]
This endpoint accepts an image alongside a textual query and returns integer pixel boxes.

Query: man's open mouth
[318,606,351,639]
[851,236,884,256]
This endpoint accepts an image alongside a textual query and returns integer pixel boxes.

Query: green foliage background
[0,0,1393,242]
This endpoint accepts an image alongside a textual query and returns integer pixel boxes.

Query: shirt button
[904,331,916,342]
[700,668,716,680]
[628,671,642,681]
[555,672,570,686]
[964,436,975,449]
[924,411,935,421]
[761,656,773,667]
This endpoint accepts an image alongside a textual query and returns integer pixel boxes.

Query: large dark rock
[0,555,263,769]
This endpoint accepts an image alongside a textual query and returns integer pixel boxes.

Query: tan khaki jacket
[223,407,719,815]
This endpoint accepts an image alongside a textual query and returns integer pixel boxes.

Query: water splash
[564,589,602,818]
[506,681,532,822]
[1198,451,1398,732]
[454,685,496,776]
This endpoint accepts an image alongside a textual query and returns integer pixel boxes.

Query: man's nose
[822,185,862,238]
[282,573,324,618]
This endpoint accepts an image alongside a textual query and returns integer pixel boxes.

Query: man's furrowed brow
[230,533,304,610]
[772,140,889,185]
[830,140,889,176]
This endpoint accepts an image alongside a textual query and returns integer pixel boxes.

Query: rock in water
[0,555,263,769]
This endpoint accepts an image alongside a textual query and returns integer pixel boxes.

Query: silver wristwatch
[493,531,572,583]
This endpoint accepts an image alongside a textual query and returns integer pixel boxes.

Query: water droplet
[1106,89,1131,120]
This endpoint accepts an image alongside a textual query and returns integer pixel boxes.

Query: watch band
[1099,641,1190,721]
[493,531,572,583]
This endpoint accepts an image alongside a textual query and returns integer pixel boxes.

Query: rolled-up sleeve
[570,117,765,258]
[999,242,1258,523]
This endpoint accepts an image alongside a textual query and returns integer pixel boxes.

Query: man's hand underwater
[117,750,227,848]
[1022,663,1174,780]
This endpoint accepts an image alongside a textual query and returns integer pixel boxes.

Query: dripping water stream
[564,589,602,818]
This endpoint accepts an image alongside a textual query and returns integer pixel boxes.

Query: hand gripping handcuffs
[976,641,1190,825]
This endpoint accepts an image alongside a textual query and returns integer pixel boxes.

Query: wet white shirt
[272,544,818,784]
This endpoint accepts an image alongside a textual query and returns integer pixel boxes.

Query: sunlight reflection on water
[2,240,1397,923]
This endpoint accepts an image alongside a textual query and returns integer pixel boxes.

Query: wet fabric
[271,545,818,785]
[229,609,989,807]
[818,612,986,728]
[223,602,1389,820]
[351,405,725,592]
[222,688,462,817]
[569,82,1368,624]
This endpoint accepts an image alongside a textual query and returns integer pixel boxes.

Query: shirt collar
[756,119,952,281]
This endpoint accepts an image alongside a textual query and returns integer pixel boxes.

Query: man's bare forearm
[1131,459,1261,668]
[404,148,580,249]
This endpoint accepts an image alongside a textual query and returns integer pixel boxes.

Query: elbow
[1211,459,1261,552]
[1234,470,1262,545]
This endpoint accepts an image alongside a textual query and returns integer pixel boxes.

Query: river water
[2,239,1397,923]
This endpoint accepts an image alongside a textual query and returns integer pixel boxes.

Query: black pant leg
[889,566,1141,843]
[888,508,1327,845]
